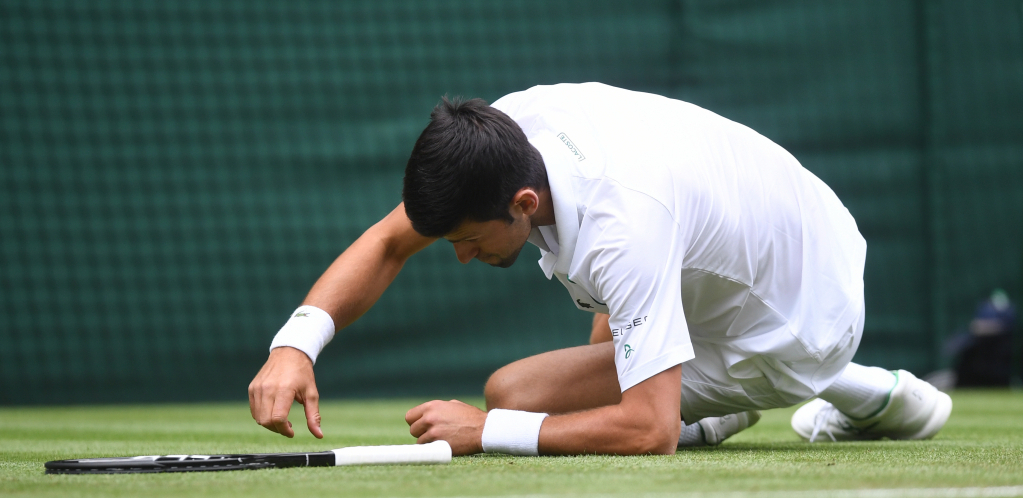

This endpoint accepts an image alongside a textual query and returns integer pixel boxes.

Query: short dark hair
[402,97,547,237]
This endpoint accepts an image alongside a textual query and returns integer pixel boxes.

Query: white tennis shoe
[696,410,762,446]
[791,369,953,442]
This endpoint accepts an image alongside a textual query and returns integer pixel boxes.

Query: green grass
[2,391,1023,497]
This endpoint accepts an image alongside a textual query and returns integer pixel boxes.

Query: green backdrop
[2,1,1021,404]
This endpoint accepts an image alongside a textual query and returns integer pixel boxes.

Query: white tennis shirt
[492,83,867,396]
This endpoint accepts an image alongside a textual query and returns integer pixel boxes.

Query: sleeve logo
[611,316,649,338]
[624,344,635,359]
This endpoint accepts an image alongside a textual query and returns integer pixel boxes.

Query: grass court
[2,390,1022,497]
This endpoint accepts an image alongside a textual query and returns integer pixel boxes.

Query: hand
[405,400,487,456]
[248,347,323,438]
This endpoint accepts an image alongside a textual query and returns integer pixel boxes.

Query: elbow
[619,416,680,455]
[644,420,681,455]
[614,365,683,455]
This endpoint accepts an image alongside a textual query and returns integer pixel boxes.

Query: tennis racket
[45,440,451,474]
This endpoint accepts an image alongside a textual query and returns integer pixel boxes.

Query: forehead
[444,219,507,241]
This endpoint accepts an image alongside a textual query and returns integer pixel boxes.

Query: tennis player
[248,83,952,456]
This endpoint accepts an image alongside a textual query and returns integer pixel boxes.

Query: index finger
[301,389,324,439]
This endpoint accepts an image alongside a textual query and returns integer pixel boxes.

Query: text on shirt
[611,316,649,337]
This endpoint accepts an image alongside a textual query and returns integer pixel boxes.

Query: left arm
[538,363,681,455]
[406,364,681,456]
[590,313,612,344]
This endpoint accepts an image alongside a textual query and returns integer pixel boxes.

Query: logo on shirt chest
[557,132,586,161]
[560,275,608,313]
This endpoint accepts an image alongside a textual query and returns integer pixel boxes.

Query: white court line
[425,486,1023,498]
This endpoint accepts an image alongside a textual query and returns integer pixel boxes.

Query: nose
[452,241,478,264]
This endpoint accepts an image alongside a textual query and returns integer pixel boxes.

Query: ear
[510,188,540,217]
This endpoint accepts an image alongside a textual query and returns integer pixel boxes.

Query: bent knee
[484,365,540,411]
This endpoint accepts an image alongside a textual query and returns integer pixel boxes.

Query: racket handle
[331,441,452,466]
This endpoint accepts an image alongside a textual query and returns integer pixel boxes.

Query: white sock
[677,421,706,447]
[819,363,898,419]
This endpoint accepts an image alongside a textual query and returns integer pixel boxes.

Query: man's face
[443,214,532,268]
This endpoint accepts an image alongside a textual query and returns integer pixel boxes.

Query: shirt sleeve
[573,190,695,392]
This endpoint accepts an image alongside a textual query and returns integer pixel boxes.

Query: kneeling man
[249,83,952,456]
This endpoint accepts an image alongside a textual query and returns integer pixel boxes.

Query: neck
[530,188,557,227]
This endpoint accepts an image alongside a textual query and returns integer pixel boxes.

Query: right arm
[303,203,435,328]
[248,203,435,438]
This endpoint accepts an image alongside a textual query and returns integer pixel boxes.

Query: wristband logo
[293,311,310,318]
[624,344,635,359]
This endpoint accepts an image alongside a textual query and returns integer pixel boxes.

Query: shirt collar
[528,133,580,280]
[526,227,550,253]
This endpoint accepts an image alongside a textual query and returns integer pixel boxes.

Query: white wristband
[481,409,549,456]
[269,305,335,364]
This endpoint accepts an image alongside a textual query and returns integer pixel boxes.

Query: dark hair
[402,96,547,237]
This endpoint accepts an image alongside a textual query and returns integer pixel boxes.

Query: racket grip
[331,441,452,466]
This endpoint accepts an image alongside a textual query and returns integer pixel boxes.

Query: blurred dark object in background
[955,290,1018,387]
[926,290,1019,391]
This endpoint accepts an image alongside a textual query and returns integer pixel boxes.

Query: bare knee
[484,363,539,411]
[484,343,620,414]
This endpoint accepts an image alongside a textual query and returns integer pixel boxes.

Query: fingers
[249,364,273,426]
[259,386,276,433]
[300,388,323,439]
[253,380,279,434]
[404,400,487,454]
[405,401,430,426]
[248,347,319,438]
[406,401,440,440]
[248,381,258,421]
[250,379,277,434]
[409,416,430,439]
[409,412,443,444]
[270,390,296,438]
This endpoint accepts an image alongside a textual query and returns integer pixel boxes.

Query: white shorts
[678,307,864,423]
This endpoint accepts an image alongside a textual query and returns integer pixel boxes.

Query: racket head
[45,452,334,474]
